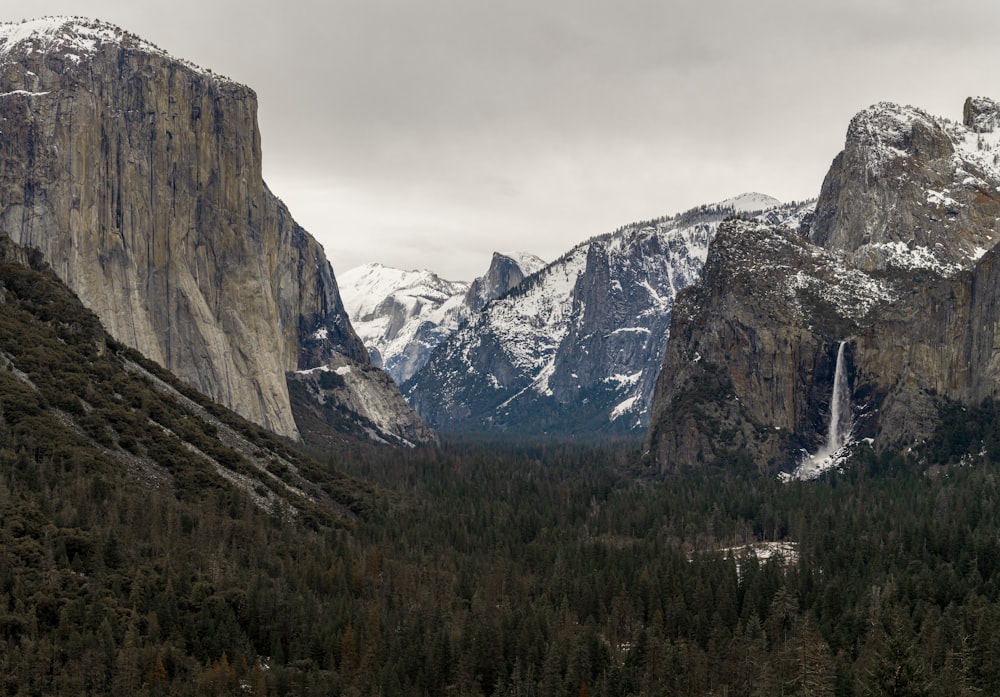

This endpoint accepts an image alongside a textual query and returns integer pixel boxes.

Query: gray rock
[0,17,431,444]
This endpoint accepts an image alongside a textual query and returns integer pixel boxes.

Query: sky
[2,1,999,281]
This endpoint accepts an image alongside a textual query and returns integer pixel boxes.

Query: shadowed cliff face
[644,219,896,473]
[646,98,1000,474]
[853,242,1000,450]
[0,18,427,443]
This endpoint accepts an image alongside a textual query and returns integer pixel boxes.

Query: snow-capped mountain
[809,98,1000,275]
[404,194,814,436]
[647,97,1000,475]
[340,252,545,384]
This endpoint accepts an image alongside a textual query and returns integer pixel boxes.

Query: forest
[5,413,1000,696]
[3,251,1000,695]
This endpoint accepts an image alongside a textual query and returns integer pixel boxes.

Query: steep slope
[405,194,812,436]
[339,252,544,384]
[647,97,1000,474]
[0,17,431,445]
[0,232,375,521]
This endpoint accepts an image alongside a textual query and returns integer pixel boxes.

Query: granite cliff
[405,194,812,436]
[0,17,432,444]
[646,97,1000,475]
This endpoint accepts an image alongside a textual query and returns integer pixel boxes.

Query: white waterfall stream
[824,341,852,453]
[790,341,852,480]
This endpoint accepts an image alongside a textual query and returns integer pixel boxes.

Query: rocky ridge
[339,251,544,385]
[646,97,1000,474]
[809,100,1000,274]
[405,194,813,436]
[0,17,432,445]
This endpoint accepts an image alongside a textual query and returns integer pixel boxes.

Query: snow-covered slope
[405,194,814,436]
[340,252,544,384]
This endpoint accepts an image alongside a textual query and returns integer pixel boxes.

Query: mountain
[0,17,432,446]
[404,194,813,437]
[809,100,1000,273]
[0,233,375,522]
[645,97,1000,475]
[339,252,544,384]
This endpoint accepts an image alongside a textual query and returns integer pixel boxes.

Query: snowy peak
[339,252,545,385]
[339,263,467,324]
[717,192,784,214]
[0,17,229,81]
[810,97,1000,275]
[464,251,546,313]
[404,195,810,436]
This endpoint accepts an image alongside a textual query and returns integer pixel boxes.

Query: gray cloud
[2,1,1000,280]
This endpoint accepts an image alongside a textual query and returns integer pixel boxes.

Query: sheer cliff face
[853,244,1000,449]
[809,101,1000,274]
[0,18,424,442]
[644,219,897,473]
[647,98,1000,473]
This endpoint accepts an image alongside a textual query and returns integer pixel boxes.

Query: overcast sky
[3,1,999,280]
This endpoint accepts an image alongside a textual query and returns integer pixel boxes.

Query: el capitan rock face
[0,17,430,444]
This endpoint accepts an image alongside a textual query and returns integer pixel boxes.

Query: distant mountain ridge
[339,252,545,384]
[403,193,814,436]
[0,16,433,446]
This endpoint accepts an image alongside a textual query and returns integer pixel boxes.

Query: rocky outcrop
[464,252,545,313]
[809,102,1000,274]
[405,195,813,436]
[339,252,544,385]
[647,97,1000,474]
[0,17,431,444]
[644,219,897,473]
[964,96,1000,133]
[289,362,438,447]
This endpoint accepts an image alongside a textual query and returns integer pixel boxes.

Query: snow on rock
[405,196,815,435]
[0,17,230,81]
[339,252,544,385]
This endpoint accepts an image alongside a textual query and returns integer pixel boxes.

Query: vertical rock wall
[0,19,377,440]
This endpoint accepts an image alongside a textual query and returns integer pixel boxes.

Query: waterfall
[790,340,852,480]
[824,340,852,453]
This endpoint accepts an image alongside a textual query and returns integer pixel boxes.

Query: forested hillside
[8,371,1000,696]
[3,218,1000,696]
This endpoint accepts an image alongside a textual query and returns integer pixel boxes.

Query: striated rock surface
[0,17,431,443]
[339,251,544,385]
[405,195,813,436]
[852,242,1000,450]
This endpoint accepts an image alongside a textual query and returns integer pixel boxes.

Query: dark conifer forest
[3,254,1000,696]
